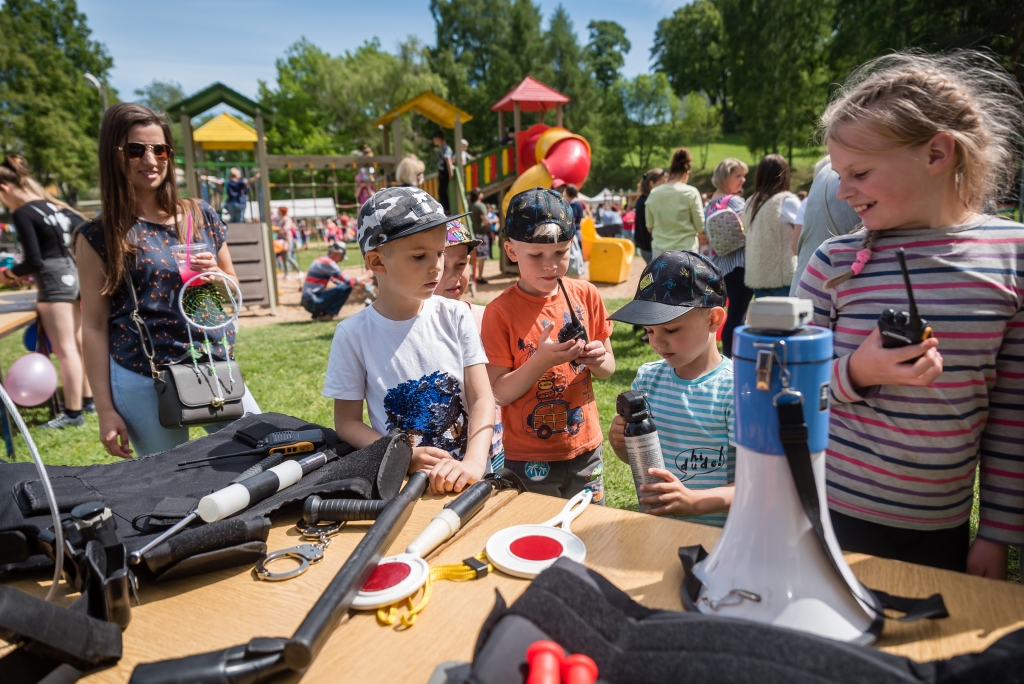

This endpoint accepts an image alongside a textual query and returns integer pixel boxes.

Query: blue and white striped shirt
[631,357,736,527]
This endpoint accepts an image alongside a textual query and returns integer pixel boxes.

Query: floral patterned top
[77,202,233,376]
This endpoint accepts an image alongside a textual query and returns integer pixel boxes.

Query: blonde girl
[796,51,1024,578]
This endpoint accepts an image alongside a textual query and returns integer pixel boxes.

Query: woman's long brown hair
[747,154,791,222]
[91,102,198,294]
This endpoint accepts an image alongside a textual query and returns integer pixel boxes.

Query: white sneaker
[40,412,85,430]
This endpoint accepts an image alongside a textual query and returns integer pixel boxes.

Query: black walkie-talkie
[878,248,933,348]
[556,277,589,344]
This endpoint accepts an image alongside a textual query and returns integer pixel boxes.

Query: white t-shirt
[794,197,807,226]
[780,195,802,225]
[323,296,488,459]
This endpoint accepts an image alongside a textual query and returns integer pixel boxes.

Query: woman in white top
[742,154,801,298]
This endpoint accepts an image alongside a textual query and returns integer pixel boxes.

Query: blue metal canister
[732,325,833,455]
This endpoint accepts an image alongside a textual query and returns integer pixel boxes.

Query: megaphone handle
[541,488,592,533]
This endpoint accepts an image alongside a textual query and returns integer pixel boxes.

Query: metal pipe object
[285,470,428,668]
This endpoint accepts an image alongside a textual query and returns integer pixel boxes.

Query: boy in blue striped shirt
[608,251,735,527]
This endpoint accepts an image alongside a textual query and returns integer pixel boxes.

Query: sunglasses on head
[119,142,172,161]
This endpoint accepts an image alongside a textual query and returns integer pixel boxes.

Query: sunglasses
[119,142,172,161]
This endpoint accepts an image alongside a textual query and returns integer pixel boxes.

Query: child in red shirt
[482,188,615,500]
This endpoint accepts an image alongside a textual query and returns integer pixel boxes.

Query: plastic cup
[170,243,211,286]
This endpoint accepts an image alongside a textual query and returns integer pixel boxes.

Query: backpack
[705,195,745,257]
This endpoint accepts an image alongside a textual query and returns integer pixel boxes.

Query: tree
[651,0,732,130]
[0,0,113,200]
[134,80,185,114]
[679,93,722,169]
[613,73,676,181]
[585,20,631,93]
[430,0,547,147]
[540,6,599,133]
[717,0,832,161]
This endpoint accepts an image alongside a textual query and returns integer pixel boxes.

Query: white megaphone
[692,298,881,644]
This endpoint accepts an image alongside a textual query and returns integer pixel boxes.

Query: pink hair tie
[850,248,873,276]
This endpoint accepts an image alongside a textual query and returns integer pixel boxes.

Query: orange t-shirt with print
[481,278,613,462]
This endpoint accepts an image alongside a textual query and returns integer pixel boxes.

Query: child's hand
[608,414,627,457]
[966,538,1008,580]
[848,327,942,390]
[576,340,607,369]
[536,321,584,366]
[427,458,482,494]
[639,468,704,517]
[410,446,452,473]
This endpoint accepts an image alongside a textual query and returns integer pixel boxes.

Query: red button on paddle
[509,535,563,561]
[361,561,412,592]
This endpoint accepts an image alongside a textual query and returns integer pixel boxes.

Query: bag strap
[678,393,949,631]
[123,269,160,379]
[775,394,949,627]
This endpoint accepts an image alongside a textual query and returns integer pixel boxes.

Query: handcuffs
[254,520,344,581]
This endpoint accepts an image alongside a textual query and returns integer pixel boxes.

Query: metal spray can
[616,390,665,512]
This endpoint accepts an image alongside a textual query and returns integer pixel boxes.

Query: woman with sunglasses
[75,103,261,458]
[0,155,93,429]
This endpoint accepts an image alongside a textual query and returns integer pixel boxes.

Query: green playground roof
[167,82,262,119]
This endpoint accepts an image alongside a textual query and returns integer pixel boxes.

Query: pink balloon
[4,352,58,407]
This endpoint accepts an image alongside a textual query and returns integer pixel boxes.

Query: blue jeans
[110,357,261,457]
[302,285,352,318]
[753,286,791,298]
[226,201,246,223]
[639,249,653,265]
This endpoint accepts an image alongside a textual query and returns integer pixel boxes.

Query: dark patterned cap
[504,187,576,242]
[608,251,725,325]
[357,186,468,255]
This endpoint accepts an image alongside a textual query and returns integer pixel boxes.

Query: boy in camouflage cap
[324,186,495,494]
[480,187,616,501]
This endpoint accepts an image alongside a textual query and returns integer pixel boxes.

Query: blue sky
[78,0,684,101]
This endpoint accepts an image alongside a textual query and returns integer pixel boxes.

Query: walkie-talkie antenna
[895,248,921,329]
[558,277,582,327]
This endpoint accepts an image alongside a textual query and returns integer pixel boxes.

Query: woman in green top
[645,147,706,257]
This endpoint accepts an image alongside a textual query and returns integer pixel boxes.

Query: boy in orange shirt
[482,188,615,500]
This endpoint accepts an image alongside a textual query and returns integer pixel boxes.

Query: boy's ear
[708,307,727,333]
[364,250,387,275]
[503,239,518,264]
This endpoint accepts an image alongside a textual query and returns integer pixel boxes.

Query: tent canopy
[372,91,473,129]
[167,82,261,119]
[491,77,570,112]
[192,113,257,151]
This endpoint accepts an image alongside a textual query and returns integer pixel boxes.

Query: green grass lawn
[0,295,1017,581]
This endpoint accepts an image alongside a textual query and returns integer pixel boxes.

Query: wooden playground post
[556,104,563,128]
[513,102,521,174]
[181,111,197,198]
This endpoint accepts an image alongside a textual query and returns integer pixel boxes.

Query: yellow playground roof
[192,112,258,150]
[372,91,473,130]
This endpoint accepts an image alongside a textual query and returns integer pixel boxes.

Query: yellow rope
[376,552,492,628]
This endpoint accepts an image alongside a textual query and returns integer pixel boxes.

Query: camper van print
[523,370,584,439]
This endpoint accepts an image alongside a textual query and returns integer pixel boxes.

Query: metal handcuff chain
[254,521,345,581]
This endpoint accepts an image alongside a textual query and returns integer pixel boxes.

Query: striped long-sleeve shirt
[796,216,1024,546]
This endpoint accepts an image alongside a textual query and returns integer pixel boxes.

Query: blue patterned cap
[503,187,576,243]
[608,251,725,325]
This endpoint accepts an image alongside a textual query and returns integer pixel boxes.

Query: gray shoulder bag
[124,270,245,428]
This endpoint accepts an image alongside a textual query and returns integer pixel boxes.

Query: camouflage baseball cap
[356,186,468,255]
[503,187,576,243]
[608,251,725,326]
